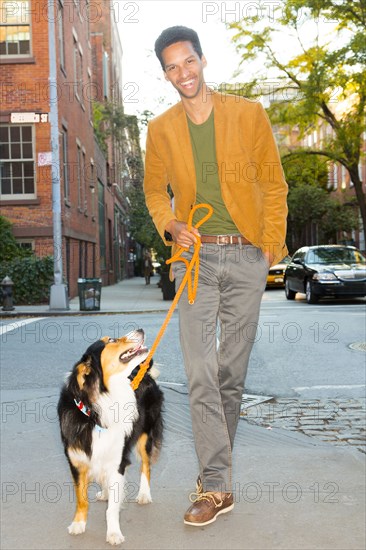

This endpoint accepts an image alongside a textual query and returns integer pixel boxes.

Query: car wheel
[285,279,296,300]
[306,280,319,304]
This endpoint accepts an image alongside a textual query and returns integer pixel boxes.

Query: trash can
[77,278,102,311]
[160,272,176,300]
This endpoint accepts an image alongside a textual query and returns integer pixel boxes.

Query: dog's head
[67,329,149,399]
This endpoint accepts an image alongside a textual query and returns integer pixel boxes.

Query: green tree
[0,216,31,262]
[284,154,359,249]
[93,101,142,150]
[226,0,366,240]
[286,183,358,250]
[283,152,329,189]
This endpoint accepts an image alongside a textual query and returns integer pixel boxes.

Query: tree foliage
[226,0,366,240]
[283,154,359,249]
[286,183,358,250]
[0,216,31,262]
[92,101,141,150]
[126,182,171,267]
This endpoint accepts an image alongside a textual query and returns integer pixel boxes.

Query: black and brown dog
[57,329,163,545]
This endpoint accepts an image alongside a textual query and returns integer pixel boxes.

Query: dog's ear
[76,360,91,390]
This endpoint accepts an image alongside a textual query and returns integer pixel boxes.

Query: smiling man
[143,26,288,526]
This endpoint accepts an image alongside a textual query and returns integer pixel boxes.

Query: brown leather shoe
[184,492,234,526]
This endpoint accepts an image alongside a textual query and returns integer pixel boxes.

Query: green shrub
[0,215,31,262]
[0,256,54,305]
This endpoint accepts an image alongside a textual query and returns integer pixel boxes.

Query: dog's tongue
[120,345,148,363]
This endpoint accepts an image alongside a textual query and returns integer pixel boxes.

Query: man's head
[154,26,207,100]
[154,26,203,71]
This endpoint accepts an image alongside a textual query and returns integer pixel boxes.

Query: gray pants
[173,243,269,493]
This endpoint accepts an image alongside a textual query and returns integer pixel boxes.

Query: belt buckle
[216,235,231,245]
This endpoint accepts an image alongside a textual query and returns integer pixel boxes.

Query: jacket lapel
[171,103,196,190]
[212,91,227,170]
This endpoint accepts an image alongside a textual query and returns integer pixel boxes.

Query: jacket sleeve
[253,102,288,261]
[143,122,177,245]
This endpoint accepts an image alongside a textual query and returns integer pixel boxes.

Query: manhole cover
[348,342,366,352]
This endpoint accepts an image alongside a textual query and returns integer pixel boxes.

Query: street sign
[38,152,53,166]
[11,113,49,123]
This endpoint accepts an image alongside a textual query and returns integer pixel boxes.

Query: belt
[199,234,252,245]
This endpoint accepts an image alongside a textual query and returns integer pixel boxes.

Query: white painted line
[0,318,46,337]
[293,384,366,391]
[159,381,185,387]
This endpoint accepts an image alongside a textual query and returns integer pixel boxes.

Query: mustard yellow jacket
[144,90,288,266]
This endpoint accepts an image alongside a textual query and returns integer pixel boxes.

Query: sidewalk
[1,276,365,548]
[0,275,172,317]
[1,384,365,550]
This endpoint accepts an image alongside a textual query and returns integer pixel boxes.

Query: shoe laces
[189,491,224,508]
[196,476,203,494]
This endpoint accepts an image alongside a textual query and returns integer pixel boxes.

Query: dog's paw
[136,473,152,504]
[136,491,152,505]
[96,489,108,501]
[68,521,86,535]
[106,530,125,545]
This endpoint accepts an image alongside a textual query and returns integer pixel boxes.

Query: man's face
[162,41,207,99]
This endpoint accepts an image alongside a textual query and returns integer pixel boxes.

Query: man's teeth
[181,79,195,86]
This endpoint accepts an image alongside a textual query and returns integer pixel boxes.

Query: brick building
[90,0,133,285]
[0,0,138,298]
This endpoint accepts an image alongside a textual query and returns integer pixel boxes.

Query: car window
[307,248,366,265]
[292,250,306,262]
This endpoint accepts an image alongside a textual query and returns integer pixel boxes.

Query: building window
[76,142,82,209]
[88,71,93,121]
[89,160,96,219]
[0,124,35,199]
[85,0,90,39]
[17,239,34,252]
[333,163,338,190]
[73,39,83,103]
[341,165,347,190]
[57,0,65,70]
[0,0,31,56]
[102,51,109,98]
[98,180,106,270]
[60,127,69,200]
[82,149,87,212]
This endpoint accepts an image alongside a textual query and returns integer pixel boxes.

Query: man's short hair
[154,26,203,71]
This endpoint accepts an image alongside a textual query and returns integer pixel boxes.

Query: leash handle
[131,204,213,391]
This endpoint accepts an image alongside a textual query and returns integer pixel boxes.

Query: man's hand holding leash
[166,219,201,248]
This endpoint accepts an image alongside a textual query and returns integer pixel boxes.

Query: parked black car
[284,245,366,304]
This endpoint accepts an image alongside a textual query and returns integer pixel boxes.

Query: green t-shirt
[187,109,239,234]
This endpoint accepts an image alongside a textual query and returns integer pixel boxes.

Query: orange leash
[130,203,213,391]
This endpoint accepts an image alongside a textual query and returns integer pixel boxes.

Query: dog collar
[74,398,91,416]
[74,399,107,432]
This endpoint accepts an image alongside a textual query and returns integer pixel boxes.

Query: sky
[117,0,275,119]
[116,1,338,128]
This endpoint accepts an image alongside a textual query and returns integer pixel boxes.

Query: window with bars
[0,0,31,56]
[0,124,35,198]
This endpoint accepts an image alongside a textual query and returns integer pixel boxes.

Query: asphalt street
[1,290,365,399]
